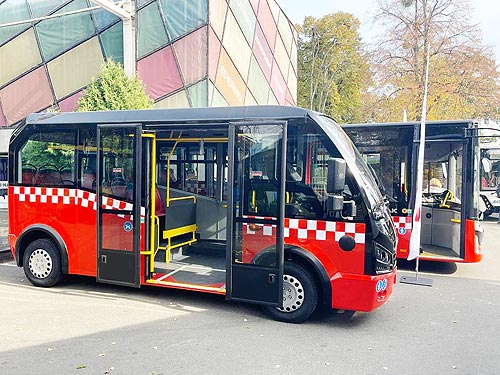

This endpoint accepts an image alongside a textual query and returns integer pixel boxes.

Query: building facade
[0,0,297,126]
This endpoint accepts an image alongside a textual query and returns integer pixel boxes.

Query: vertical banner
[407,45,431,261]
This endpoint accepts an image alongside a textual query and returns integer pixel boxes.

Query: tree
[297,13,371,123]
[367,0,500,122]
[77,59,153,111]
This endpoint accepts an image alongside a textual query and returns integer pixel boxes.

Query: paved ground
[0,209,8,251]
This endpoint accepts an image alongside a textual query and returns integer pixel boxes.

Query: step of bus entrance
[183,241,226,258]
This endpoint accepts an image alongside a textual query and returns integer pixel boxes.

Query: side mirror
[327,158,346,193]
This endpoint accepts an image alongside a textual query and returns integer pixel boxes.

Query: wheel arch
[15,225,68,274]
[285,246,332,307]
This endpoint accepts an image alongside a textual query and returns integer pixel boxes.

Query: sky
[278,0,500,61]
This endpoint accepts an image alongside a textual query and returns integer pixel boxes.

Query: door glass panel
[234,125,283,266]
[421,141,463,258]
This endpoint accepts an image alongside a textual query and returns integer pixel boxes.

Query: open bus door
[96,124,142,287]
[226,122,286,307]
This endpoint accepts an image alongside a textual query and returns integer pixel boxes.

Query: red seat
[155,188,166,216]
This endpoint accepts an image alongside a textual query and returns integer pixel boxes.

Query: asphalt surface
[1,211,500,374]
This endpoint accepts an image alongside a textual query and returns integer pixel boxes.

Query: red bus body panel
[392,215,482,263]
[9,186,394,312]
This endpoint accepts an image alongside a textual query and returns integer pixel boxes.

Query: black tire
[262,262,318,323]
[23,239,63,287]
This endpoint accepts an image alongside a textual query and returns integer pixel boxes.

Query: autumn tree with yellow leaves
[366,0,500,122]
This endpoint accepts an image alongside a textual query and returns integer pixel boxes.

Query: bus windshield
[313,114,384,210]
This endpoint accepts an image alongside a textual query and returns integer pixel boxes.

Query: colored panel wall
[160,0,208,41]
[247,56,269,104]
[137,46,183,100]
[209,80,228,107]
[173,26,208,86]
[28,0,64,18]
[92,9,120,31]
[215,48,245,106]
[0,67,53,125]
[274,32,291,83]
[58,90,84,112]
[100,22,124,65]
[209,0,228,41]
[252,23,273,81]
[0,1,30,46]
[229,0,256,45]
[222,11,251,81]
[36,0,96,61]
[136,2,169,58]
[270,62,287,105]
[47,37,104,99]
[0,29,42,88]
[256,1,276,50]
[154,90,190,108]
[188,79,208,107]
[208,27,221,82]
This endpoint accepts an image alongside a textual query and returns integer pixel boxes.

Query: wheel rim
[28,249,53,279]
[277,274,304,312]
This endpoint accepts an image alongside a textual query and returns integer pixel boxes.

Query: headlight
[374,242,396,274]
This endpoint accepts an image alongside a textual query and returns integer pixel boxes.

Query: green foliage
[77,59,153,111]
[22,140,73,169]
[297,13,371,123]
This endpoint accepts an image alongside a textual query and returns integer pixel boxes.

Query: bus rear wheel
[23,239,63,287]
[262,262,318,323]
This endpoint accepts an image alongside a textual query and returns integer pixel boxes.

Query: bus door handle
[101,255,107,264]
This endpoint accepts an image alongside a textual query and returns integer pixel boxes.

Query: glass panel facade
[208,27,221,81]
[0,67,53,125]
[173,26,207,85]
[229,0,256,45]
[47,37,104,99]
[247,56,268,104]
[136,2,168,59]
[0,0,30,46]
[256,0,276,49]
[154,90,189,108]
[160,0,208,41]
[252,23,273,81]
[36,0,95,61]
[209,80,228,107]
[92,8,120,31]
[209,0,227,40]
[277,12,293,57]
[222,11,251,81]
[215,48,245,106]
[29,0,65,18]
[58,90,83,112]
[0,29,42,87]
[137,46,183,100]
[100,22,124,65]
[274,33,290,84]
[188,79,208,107]
[270,63,287,105]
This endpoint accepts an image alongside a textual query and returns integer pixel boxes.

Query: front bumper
[330,269,397,312]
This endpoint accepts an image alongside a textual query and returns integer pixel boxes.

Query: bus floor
[150,241,227,293]
[420,243,461,260]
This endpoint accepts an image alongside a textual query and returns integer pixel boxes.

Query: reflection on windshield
[313,114,384,209]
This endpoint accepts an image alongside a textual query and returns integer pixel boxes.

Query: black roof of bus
[24,106,314,127]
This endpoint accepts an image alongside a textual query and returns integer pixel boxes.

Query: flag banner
[408,45,431,261]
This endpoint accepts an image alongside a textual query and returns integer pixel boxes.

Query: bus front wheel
[23,239,63,287]
[262,262,318,323]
